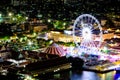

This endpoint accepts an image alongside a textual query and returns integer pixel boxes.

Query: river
[38,69,120,80]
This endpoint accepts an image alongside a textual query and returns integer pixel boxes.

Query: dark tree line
[0,22,14,36]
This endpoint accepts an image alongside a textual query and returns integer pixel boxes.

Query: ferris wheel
[73,14,103,51]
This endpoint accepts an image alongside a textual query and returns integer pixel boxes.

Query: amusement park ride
[1,14,120,79]
[67,14,120,72]
[73,14,102,55]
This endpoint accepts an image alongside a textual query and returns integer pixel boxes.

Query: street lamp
[8,12,13,22]
[8,12,13,17]
[25,17,28,20]
[48,19,51,23]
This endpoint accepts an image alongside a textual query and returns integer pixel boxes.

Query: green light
[102,46,109,53]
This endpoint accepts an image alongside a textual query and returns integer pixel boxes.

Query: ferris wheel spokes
[73,14,103,54]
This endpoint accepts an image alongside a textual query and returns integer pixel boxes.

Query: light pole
[8,12,13,22]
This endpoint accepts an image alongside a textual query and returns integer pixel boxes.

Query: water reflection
[70,70,117,80]
[64,69,116,80]
[70,71,100,80]
[97,71,115,80]
[114,71,120,80]
[38,69,118,80]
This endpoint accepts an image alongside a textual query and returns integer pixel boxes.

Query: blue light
[114,72,120,80]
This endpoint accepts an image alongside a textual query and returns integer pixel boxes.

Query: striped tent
[44,43,66,57]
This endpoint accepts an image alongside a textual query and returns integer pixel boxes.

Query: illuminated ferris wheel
[73,14,103,51]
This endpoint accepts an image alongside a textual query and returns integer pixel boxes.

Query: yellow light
[116,29,120,32]
[33,74,38,77]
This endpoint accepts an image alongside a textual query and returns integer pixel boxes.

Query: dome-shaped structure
[44,43,66,57]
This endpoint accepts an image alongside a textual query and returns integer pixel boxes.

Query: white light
[8,13,12,16]
[82,26,92,41]
[114,35,117,38]
[103,46,108,51]
[0,13,2,17]
[48,19,51,23]
[25,17,28,20]
[63,22,66,26]
[28,41,33,45]
[12,18,16,21]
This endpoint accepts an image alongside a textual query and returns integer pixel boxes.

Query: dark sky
[0,0,11,5]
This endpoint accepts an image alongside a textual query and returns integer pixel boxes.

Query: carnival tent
[44,43,66,57]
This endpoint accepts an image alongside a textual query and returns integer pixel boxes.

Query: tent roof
[44,43,66,57]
